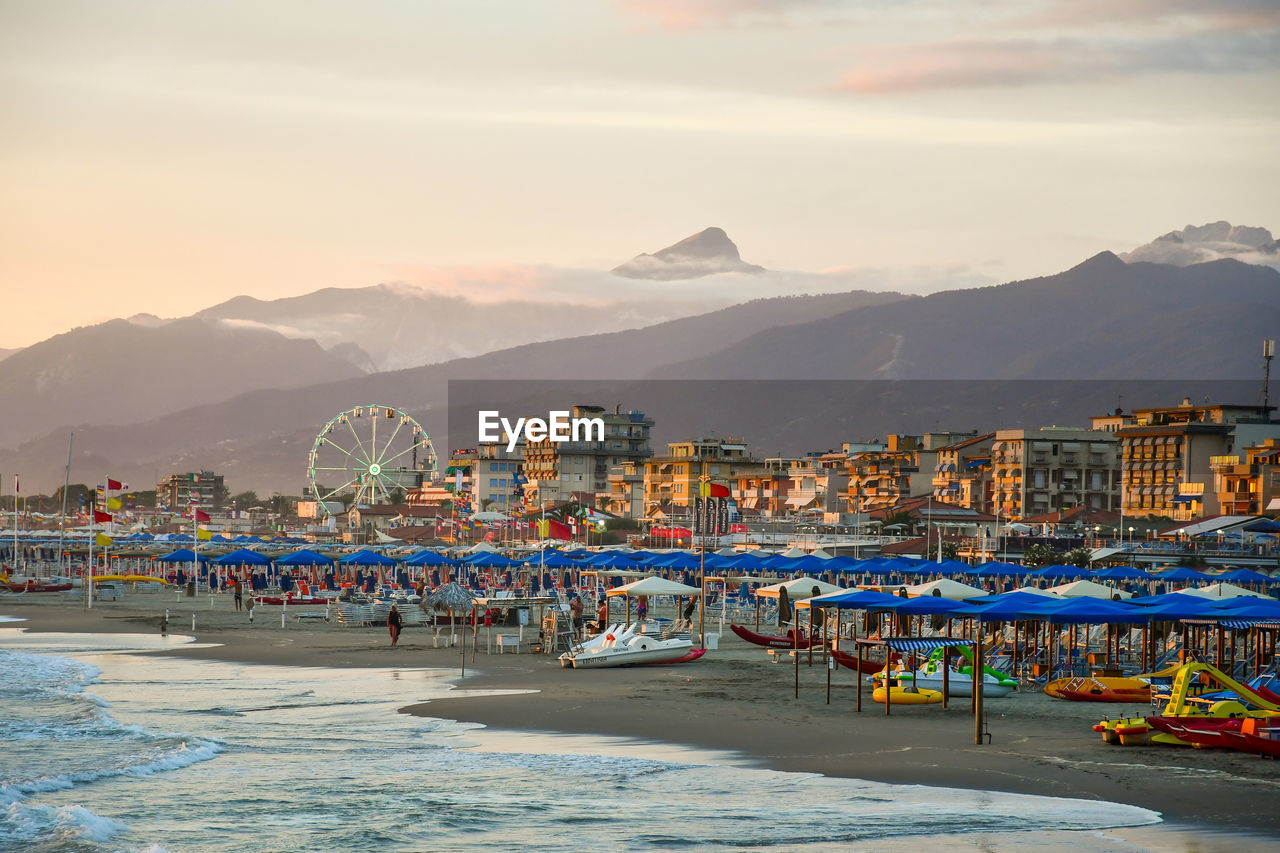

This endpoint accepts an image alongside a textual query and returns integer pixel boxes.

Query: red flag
[706,483,730,498]
[194,509,211,523]
[106,478,124,491]
[93,510,113,523]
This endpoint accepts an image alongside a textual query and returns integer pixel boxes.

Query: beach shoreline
[4,594,1279,839]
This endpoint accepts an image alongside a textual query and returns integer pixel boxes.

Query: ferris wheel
[307,405,437,513]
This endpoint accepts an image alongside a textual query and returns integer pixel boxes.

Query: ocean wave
[0,801,127,847]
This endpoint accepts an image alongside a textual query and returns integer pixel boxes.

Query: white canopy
[470,511,510,522]
[808,549,834,559]
[606,576,702,597]
[714,547,741,556]
[901,578,987,600]
[779,546,809,558]
[1010,586,1064,598]
[756,576,842,600]
[465,541,501,553]
[1049,579,1133,600]
[1175,582,1267,600]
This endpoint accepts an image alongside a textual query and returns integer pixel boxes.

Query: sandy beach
[4,591,1279,838]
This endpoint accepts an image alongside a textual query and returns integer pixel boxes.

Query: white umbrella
[606,576,702,597]
[1176,582,1267,600]
[1048,579,1133,600]
[756,576,842,600]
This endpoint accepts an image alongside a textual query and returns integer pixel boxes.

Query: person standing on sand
[232,576,243,612]
[569,594,584,640]
[387,604,403,647]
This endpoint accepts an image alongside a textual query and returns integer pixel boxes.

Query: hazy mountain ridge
[0,290,908,493]
[651,253,1280,381]
[0,318,366,451]
[195,284,717,372]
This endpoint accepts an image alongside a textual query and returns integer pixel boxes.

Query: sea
[0,617,1270,853]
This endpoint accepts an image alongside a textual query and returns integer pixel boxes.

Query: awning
[1171,494,1196,504]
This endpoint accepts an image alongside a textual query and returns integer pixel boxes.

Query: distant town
[6,394,1279,571]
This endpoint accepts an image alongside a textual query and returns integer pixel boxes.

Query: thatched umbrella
[422,582,478,675]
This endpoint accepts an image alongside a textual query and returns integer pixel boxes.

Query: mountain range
[3,223,1276,495]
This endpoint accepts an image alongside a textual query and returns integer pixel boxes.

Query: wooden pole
[856,639,863,713]
[973,636,984,744]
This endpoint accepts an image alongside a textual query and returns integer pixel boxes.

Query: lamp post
[1128,526,1135,548]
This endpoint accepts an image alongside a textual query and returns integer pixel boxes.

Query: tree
[1022,543,1059,568]
[1063,546,1093,568]
[881,510,913,534]
[925,540,959,561]
[231,490,261,509]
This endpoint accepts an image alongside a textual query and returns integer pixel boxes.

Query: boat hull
[729,623,815,650]
[569,641,696,669]
[904,672,1015,698]
[873,686,942,705]
[830,647,889,675]
[1046,676,1150,703]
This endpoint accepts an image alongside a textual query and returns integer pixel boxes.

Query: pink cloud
[618,0,819,30]
[833,29,1280,94]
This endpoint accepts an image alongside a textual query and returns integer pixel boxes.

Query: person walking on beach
[232,576,243,612]
[387,604,403,647]
[569,594,584,640]
[636,595,649,622]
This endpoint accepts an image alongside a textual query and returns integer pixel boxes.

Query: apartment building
[523,405,653,507]
[603,459,645,519]
[471,442,525,512]
[1102,399,1278,520]
[846,433,978,514]
[990,428,1119,521]
[1210,438,1280,517]
[157,471,227,512]
[643,437,761,518]
[931,433,996,512]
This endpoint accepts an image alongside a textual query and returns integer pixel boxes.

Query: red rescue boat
[729,623,816,650]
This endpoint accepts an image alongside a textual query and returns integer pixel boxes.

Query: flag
[93,510,113,523]
[96,533,113,547]
[106,478,124,491]
[12,474,18,494]
[700,481,730,498]
[537,518,572,540]
[193,509,211,523]
[107,497,122,510]
[197,527,212,541]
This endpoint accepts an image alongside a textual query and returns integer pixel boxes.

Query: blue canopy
[337,549,396,567]
[463,552,521,568]
[1215,568,1278,585]
[155,548,209,564]
[1091,565,1152,581]
[212,548,272,566]
[275,548,335,566]
[962,590,1063,621]
[808,589,904,610]
[1018,597,1147,624]
[875,596,978,617]
[1207,600,1280,622]
[1154,567,1212,582]
[404,549,454,567]
[520,551,577,569]
[973,561,1023,578]
[1029,564,1084,580]
[1210,595,1280,612]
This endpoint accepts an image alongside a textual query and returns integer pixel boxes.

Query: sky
[2,0,1278,348]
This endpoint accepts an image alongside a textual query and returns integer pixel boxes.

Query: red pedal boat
[730,623,816,650]
[831,647,895,675]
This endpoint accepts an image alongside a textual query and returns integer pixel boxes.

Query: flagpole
[58,433,73,579]
[87,484,95,610]
[12,474,20,577]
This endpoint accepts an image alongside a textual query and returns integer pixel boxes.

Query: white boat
[895,666,1017,698]
[560,621,695,669]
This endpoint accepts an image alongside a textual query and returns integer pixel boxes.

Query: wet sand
[4,591,1279,837]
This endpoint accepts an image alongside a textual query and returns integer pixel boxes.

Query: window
[490,478,499,488]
